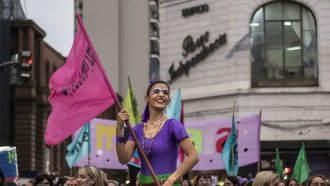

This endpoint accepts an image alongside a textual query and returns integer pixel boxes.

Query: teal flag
[165,89,181,120]
[292,143,310,184]
[65,123,91,168]
[221,113,238,176]
[275,148,284,179]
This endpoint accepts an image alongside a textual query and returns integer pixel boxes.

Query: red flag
[44,15,117,145]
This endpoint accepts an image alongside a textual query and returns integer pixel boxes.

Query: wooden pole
[88,123,91,165]
[232,101,236,176]
[257,109,262,173]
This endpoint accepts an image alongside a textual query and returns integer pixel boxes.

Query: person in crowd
[56,177,70,186]
[77,165,104,186]
[224,176,239,186]
[306,175,326,186]
[26,180,34,186]
[192,171,212,186]
[116,80,199,186]
[252,171,279,186]
[285,178,299,186]
[244,181,253,186]
[68,178,78,186]
[107,180,118,186]
[326,178,330,186]
[34,173,54,186]
[100,171,108,183]
[239,178,248,186]
[180,179,191,186]
[279,180,285,186]
[50,169,60,185]
[77,165,103,186]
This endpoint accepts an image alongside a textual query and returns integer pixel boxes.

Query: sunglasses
[151,88,169,95]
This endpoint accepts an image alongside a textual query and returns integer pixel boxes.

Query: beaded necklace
[142,116,165,160]
[147,115,166,125]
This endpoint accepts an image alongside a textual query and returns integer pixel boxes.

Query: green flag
[123,77,141,168]
[292,143,310,184]
[123,76,140,124]
[275,148,284,179]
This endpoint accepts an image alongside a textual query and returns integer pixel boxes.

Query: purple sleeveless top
[128,119,188,175]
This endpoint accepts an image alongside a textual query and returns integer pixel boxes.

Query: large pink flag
[44,15,117,145]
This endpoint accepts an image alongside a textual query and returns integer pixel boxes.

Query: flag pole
[75,15,160,186]
[257,109,262,173]
[231,101,236,176]
[88,123,91,165]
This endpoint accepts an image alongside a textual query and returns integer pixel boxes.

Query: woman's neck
[148,110,165,123]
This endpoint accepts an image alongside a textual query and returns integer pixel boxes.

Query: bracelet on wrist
[116,136,125,143]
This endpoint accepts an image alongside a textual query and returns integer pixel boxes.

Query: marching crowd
[1,165,330,186]
[1,81,328,186]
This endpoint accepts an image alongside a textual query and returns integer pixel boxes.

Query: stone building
[10,19,67,176]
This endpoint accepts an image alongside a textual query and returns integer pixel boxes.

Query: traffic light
[18,50,32,83]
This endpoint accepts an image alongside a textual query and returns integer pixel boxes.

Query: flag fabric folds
[165,89,181,120]
[165,89,185,162]
[275,148,284,179]
[123,77,141,168]
[65,123,91,168]
[292,143,310,184]
[44,15,117,145]
[221,113,239,176]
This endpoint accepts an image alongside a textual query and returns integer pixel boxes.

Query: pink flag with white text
[44,15,117,145]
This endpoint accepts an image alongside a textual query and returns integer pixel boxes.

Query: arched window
[250,1,318,87]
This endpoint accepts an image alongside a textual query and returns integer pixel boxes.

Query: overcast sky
[20,0,74,56]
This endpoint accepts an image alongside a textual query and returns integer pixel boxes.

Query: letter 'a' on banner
[44,14,118,145]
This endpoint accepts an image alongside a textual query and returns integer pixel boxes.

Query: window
[250,1,318,87]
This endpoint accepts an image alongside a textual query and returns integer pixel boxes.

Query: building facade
[159,0,330,176]
[9,19,68,176]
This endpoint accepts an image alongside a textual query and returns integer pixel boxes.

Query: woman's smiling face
[146,83,170,110]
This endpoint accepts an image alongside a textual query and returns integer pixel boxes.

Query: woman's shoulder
[167,118,181,124]
[166,118,184,128]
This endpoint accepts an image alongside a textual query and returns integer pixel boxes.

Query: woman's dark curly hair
[193,171,211,186]
[34,173,54,186]
[226,176,239,186]
[285,178,299,186]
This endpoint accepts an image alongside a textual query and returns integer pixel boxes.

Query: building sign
[168,31,227,83]
[182,4,209,17]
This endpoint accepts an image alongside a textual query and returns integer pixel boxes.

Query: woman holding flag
[116,80,199,186]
